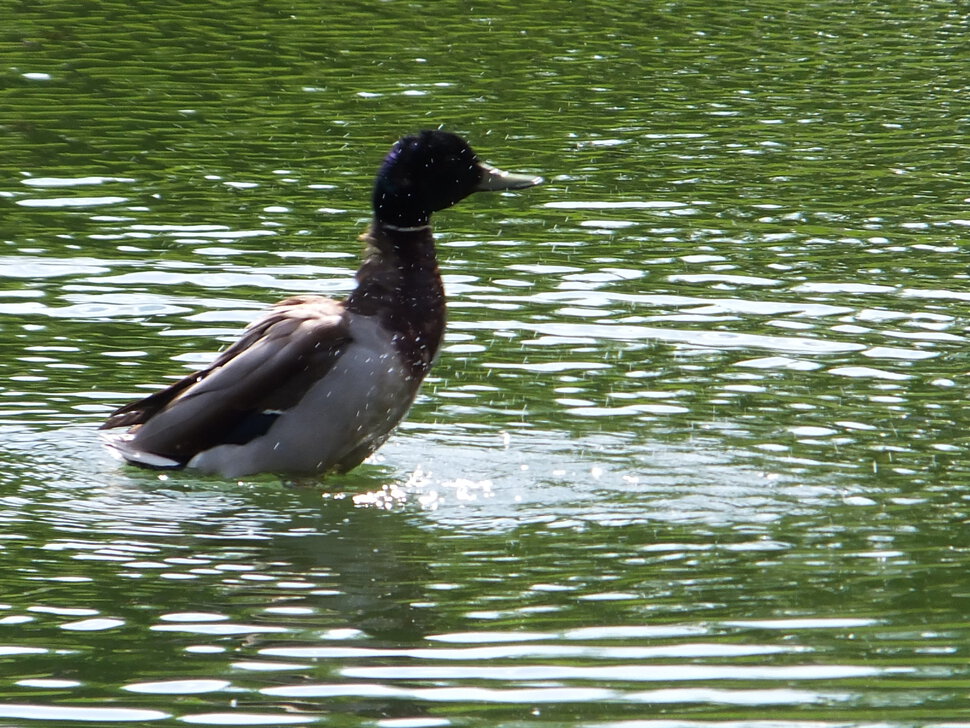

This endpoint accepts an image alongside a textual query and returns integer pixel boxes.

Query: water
[4,0,970,724]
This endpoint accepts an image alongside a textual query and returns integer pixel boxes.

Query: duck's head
[373,130,542,228]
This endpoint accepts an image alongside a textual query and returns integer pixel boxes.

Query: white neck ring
[380,222,432,232]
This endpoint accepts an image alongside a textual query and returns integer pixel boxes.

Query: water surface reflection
[6,0,970,723]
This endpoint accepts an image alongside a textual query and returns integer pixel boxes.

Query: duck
[100,129,542,478]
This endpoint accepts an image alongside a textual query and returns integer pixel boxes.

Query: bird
[100,130,543,478]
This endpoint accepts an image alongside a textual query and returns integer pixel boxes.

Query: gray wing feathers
[101,296,351,464]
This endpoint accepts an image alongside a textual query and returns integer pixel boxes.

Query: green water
[3,0,970,725]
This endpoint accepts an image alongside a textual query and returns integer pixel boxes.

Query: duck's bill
[476,164,544,191]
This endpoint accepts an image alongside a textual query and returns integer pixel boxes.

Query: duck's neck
[346,221,446,379]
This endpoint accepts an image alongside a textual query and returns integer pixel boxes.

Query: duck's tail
[99,431,184,470]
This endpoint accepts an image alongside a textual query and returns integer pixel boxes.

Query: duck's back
[103,297,422,477]
[187,311,417,477]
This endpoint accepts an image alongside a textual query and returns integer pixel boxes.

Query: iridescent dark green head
[372,130,542,228]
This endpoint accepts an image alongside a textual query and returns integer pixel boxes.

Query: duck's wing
[101,296,352,467]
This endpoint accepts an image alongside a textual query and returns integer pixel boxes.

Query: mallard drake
[100,130,542,478]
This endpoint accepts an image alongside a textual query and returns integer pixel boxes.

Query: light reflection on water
[5,0,970,724]
[0,419,961,725]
